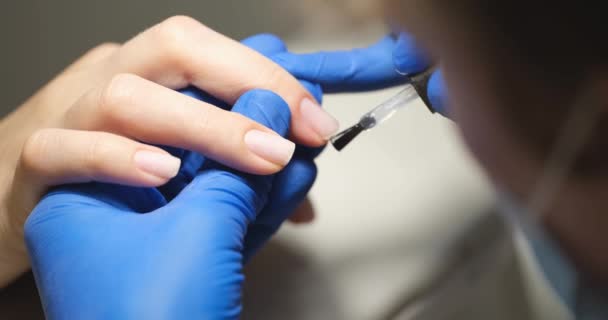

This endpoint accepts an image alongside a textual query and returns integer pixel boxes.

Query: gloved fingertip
[241,33,287,56]
[232,90,291,137]
[428,71,449,117]
[393,33,429,75]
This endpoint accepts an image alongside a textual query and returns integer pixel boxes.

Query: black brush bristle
[330,123,365,151]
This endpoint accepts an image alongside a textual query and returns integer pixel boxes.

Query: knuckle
[21,129,55,172]
[155,15,202,49]
[161,15,202,32]
[98,73,138,123]
[243,63,288,97]
[84,133,113,174]
[152,16,209,71]
[89,42,120,56]
[194,106,212,136]
[262,64,289,89]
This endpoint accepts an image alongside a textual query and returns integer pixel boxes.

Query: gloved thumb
[393,32,430,75]
[428,71,449,117]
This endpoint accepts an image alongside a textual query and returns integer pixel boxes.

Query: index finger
[100,16,339,146]
[271,36,426,93]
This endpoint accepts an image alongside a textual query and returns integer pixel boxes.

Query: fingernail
[300,98,339,139]
[244,130,295,166]
[134,150,181,179]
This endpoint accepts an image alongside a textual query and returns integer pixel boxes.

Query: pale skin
[0,16,337,287]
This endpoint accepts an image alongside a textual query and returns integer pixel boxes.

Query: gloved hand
[25,89,318,319]
[162,34,323,224]
[163,32,439,206]
[268,33,449,116]
[393,32,448,116]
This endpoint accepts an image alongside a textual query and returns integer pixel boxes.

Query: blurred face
[386,0,608,282]
[387,1,561,200]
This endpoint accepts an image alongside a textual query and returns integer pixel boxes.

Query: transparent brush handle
[360,85,419,130]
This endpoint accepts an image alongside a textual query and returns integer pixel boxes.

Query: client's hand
[0,16,336,286]
[25,90,317,320]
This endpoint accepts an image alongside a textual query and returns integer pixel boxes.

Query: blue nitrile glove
[240,34,323,256]
[159,34,324,203]
[157,35,322,259]
[172,33,325,189]
[270,33,449,116]
[25,89,317,320]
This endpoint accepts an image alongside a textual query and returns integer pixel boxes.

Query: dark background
[0,0,310,117]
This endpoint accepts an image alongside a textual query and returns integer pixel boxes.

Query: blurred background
[0,1,570,319]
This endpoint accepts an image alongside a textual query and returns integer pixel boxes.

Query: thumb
[428,70,450,117]
[271,36,408,92]
[393,32,430,75]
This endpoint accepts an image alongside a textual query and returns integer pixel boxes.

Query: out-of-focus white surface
[242,22,560,320]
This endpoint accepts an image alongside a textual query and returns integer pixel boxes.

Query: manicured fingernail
[134,150,181,179]
[244,130,295,166]
[300,98,339,139]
